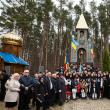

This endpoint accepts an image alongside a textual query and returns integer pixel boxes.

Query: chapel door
[77,48,86,64]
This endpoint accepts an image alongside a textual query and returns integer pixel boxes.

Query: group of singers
[0,64,110,110]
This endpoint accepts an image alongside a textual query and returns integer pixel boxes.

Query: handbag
[36,94,44,104]
[36,97,43,103]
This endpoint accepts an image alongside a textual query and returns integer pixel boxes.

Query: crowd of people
[0,64,110,110]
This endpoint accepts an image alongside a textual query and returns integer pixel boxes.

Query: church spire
[76,14,89,29]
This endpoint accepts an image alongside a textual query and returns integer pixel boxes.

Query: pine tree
[102,48,110,72]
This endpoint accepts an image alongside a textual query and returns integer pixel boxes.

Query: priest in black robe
[57,73,66,105]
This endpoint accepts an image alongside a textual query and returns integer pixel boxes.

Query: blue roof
[0,52,29,66]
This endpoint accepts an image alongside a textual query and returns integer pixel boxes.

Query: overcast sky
[0,0,103,13]
[52,0,103,11]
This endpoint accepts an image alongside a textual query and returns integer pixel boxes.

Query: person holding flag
[64,52,69,73]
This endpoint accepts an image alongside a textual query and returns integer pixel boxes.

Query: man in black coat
[18,70,35,110]
[103,74,109,98]
[51,73,59,105]
[0,70,9,101]
[43,72,54,108]
[32,73,40,107]
[107,74,110,98]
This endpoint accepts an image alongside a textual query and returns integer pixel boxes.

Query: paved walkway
[0,99,110,110]
[53,99,110,110]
